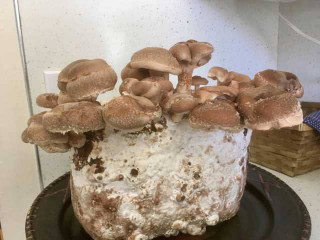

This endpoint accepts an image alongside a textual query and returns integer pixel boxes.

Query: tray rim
[25,164,312,240]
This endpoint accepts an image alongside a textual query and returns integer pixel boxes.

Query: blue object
[303,110,320,133]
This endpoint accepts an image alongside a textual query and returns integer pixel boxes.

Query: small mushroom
[189,100,241,131]
[130,47,181,80]
[208,67,229,85]
[192,76,208,90]
[164,93,199,122]
[170,40,214,93]
[119,78,140,95]
[253,69,303,98]
[42,101,105,133]
[102,95,162,131]
[121,63,150,81]
[196,86,239,103]
[36,93,59,108]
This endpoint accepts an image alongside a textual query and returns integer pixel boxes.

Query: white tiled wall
[19,0,280,186]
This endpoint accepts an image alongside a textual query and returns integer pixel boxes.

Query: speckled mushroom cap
[102,95,162,131]
[120,77,172,105]
[42,101,105,133]
[36,93,59,108]
[253,69,304,98]
[195,86,239,103]
[192,76,208,90]
[121,63,150,81]
[58,59,88,83]
[170,40,214,73]
[23,111,69,151]
[208,66,229,84]
[189,100,241,131]
[130,47,182,76]
[59,59,117,101]
[237,85,303,130]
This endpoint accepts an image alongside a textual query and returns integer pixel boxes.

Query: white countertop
[254,164,320,240]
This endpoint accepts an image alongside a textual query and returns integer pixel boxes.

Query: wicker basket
[249,102,320,177]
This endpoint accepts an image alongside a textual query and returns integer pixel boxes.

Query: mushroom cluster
[22,40,304,153]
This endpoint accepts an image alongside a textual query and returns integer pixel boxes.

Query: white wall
[19,0,280,186]
[0,1,40,240]
[278,0,320,102]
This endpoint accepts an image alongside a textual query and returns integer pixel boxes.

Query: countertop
[254,164,320,240]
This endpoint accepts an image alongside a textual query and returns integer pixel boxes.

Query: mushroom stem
[176,72,193,93]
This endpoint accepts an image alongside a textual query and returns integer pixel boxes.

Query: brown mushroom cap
[21,128,29,143]
[57,91,77,105]
[68,131,86,148]
[57,81,67,91]
[198,86,239,101]
[120,77,163,105]
[36,93,59,108]
[169,42,192,63]
[27,116,69,145]
[168,94,199,113]
[39,143,70,153]
[192,76,209,88]
[27,111,47,126]
[208,67,229,83]
[119,78,140,95]
[102,95,162,130]
[42,101,105,133]
[189,100,241,130]
[228,72,251,83]
[58,59,88,83]
[253,69,303,98]
[237,85,302,130]
[121,63,150,81]
[130,47,182,75]
[187,41,214,67]
[65,59,117,101]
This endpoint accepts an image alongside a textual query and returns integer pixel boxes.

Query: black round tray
[26,164,311,240]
